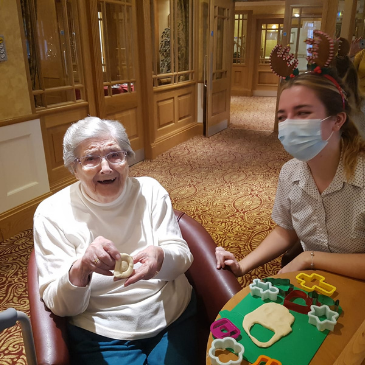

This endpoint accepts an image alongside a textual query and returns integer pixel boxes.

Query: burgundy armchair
[28,209,241,365]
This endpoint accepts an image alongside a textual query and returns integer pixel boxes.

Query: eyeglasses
[76,151,127,168]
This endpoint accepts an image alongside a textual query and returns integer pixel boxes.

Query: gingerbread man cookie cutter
[250,278,279,301]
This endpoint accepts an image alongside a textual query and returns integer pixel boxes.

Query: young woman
[216,71,365,281]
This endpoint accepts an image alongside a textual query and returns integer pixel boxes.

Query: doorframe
[205,0,235,137]
[250,14,284,97]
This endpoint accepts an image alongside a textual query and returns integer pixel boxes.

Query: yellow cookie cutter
[296,272,336,296]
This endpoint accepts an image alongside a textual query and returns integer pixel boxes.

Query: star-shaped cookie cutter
[308,304,339,331]
[296,272,336,296]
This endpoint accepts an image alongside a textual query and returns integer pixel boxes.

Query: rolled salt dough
[242,302,294,348]
[114,253,133,279]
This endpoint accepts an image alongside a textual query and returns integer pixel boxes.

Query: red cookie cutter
[252,355,282,365]
[283,290,321,314]
[210,318,240,339]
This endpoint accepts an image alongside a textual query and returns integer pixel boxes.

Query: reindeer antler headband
[270,30,345,110]
[306,30,345,110]
[270,45,299,80]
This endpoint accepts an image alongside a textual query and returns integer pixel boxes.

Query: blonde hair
[280,72,365,180]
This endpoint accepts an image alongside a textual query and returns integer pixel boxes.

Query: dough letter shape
[114,253,134,279]
[242,302,294,348]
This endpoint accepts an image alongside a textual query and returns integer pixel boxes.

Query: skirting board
[150,123,203,159]
[253,90,278,97]
[0,175,76,243]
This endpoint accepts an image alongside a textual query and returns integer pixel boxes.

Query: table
[206,270,365,365]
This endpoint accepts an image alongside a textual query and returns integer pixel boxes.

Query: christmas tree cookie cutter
[208,337,245,365]
[252,355,282,365]
[210,318,241,339]
[262,277,294,297]
[308,304,339,331]
[250,278,279,301]
[296,272,336,296]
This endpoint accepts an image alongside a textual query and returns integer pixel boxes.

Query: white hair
[63,116,135,174]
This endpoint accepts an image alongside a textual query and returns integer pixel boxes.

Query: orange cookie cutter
[296,272,336,296]
[252,355,282,365]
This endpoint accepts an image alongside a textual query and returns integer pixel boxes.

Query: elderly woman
[33,117,196,365]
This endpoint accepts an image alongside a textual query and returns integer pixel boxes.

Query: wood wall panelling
[0,0,33,121]
[258,71,278,86]
[234,70,242,84]
[177,93,193,121]
[106,95,144,155]
[151,84,201,158]
[111,109,139,140]
[157,98,175,129]
[42,106,88,186]
[105,93,138,116]
[0,192,53,243]
[154,84,197,139]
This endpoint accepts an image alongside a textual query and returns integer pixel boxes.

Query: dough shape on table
[242,302,294,348]
[114,253,133,279]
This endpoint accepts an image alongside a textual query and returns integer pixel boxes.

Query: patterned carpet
[0,96,290,364]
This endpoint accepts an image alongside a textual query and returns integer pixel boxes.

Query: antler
[336,37,350,57]
[306,30,334,68]
[270,45,299,79]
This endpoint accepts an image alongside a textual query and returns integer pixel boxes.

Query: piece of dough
[114,253,133,279]
[242,302,294,348]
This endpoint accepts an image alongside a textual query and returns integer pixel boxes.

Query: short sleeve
[271,166,294,230]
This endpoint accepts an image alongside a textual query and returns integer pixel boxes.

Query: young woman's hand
[278,251,311,274]
[215,246,243,277]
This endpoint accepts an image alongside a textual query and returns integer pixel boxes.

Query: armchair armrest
[27,250,69,365]
[174,210,241,325]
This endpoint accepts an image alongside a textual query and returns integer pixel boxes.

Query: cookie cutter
[308,292,342,314]
[296,272,336,296]
[210,318,240,339]
[308,304,339,331]
[283,290,322,314]
[262,277,294,297]
[208,337,245,365]
[252,355,282,365]
[250,278,279,301]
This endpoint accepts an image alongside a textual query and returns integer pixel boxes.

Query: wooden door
[253,18,283,96]
[89,0,145,163]
[204,0,234,137]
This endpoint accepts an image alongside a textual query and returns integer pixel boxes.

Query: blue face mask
[278,116,333,161]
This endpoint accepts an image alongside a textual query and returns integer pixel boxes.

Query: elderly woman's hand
[124,246,164,287]
[69,236,121,287]
[215,246,243,277]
